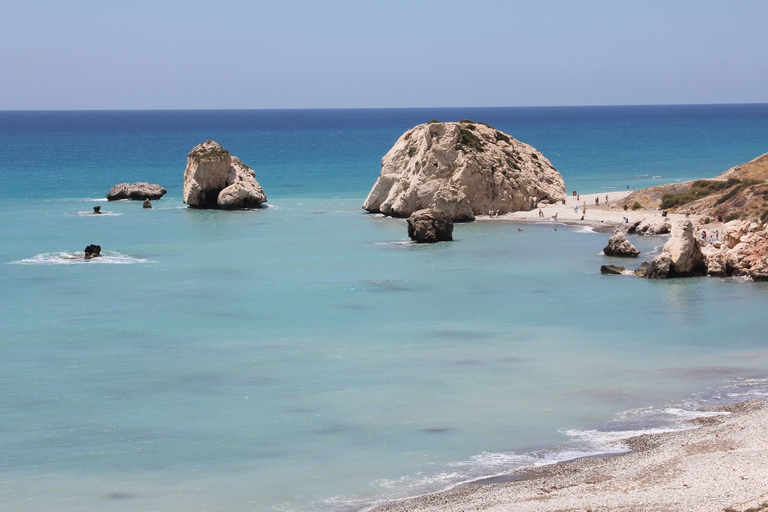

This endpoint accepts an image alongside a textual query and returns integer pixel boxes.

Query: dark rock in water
[634,261,649,278]
[84,244,101,259]
[407,208,453,243]
[107,182,167,201]
[603,234,640,257]
[93,206,102,214]
[143,199,152,209]
[600,264,626,275]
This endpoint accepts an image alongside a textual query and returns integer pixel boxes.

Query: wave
[9,251,153,265]
[312,376,768,512]
[570,225,596,234]
[74,210,123,216]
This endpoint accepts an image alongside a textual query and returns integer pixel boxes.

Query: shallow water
[2,107,768,511]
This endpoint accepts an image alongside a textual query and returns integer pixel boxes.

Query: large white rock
[647,220,705,277]
[182,140,266,209]
[362,121,565,220]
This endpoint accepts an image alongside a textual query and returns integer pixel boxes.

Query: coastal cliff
[363,121,565,221]
[182,140,267,209]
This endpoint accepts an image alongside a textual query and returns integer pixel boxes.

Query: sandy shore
[475,191,714,233]
[373,399,768,512]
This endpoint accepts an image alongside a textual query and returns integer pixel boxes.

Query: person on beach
[538,208,543,218]
[605,194,609,204]
[595,197,599,206]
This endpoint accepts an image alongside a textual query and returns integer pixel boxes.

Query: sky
[1,0,767,110]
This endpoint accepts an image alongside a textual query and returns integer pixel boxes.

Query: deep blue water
[2,105,768,512]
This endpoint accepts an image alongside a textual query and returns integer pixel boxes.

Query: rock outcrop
[107,182,166,201]
[635,216,671,235]
[363,121,565,221]
[701,220,768,280]
[646,220,706,278]
[182,140,267,209]
[603,234,640,257]
[600,264,626,275]
[407,208,454,243]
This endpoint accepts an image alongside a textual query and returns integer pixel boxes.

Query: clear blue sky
[1,0,766,110]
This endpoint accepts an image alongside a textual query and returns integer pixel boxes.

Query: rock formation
[634,216,671,235]
[700,220,768,280]
[363,121,565,221]
[646,220,706,278]
[182,140,267,209]
[600,264,626,275]
[107,182,166,201]
[143,199,152,209]
[407,208,454,243]
[603,234,640,257]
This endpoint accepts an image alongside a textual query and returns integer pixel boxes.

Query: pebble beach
[374,398,768,512]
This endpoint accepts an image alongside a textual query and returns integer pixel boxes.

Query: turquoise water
[2,106,768,511]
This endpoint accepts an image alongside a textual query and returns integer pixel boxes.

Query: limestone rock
[600,264,626,275]
[634,261,649,278]
[182,140,266,209]
[363,121,565,221]
[647,254,671,279]
[107,182,166,201]
[635,216,671,235]
[143,199,152,209]
[645,220,706,278]
[407,208,454,243]
[603,234,640,257]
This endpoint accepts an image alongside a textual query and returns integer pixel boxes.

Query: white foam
[75,211,122,216]
[10,251,152,265]
[571,225,596,234]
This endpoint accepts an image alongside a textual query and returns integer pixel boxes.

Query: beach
[374,398,768,512]
[477,190,716,233]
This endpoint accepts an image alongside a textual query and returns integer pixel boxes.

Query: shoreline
[475,190,724,234]
[372,398,768,512]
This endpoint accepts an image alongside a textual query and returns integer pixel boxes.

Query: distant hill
[619,153,768,223]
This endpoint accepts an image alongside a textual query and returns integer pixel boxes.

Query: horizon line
[1,102,767,113]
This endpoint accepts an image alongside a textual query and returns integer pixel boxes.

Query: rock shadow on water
[106,492,136,500]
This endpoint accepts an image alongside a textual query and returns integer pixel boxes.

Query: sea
[2,104,768,512]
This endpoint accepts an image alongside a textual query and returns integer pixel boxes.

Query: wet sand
[373,398,768,512]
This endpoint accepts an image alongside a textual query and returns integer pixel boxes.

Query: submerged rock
[107,182,166,201]
[600,264,626,275]
[182,140,267,209]
[363,121,565,221]
[407,208,453,243]
[603,234,640,257]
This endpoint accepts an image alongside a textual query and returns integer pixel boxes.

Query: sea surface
[2,105,768,511]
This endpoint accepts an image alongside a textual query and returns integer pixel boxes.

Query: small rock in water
[143,199,152,208]
[600,264,626,275]
[84,244,101,259]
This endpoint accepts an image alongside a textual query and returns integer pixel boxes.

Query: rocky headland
[363,121,565,221]
[182,140,267,209]
[106,182,166,201]
[619,152,768,223]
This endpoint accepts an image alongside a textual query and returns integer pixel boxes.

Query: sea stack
[363,120,565,220]
[182,140,267,209]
